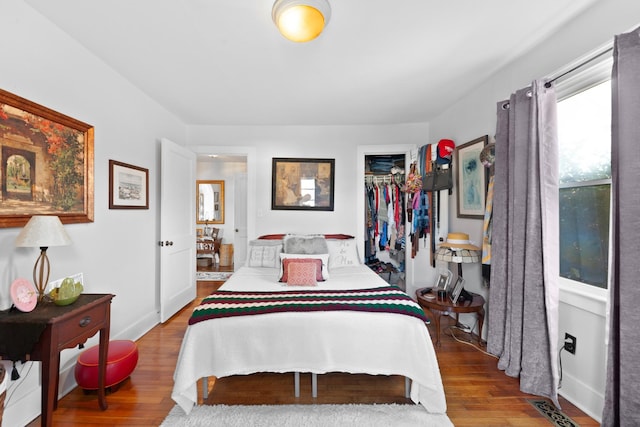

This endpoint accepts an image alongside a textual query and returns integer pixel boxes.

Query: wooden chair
[196,235,221,266]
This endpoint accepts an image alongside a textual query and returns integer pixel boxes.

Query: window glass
[557,80,611,288]
[557,81,611,184]
[299,178,316,206]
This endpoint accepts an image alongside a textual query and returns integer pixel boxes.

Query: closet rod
[365,174,403,184]
[544,47,613,88]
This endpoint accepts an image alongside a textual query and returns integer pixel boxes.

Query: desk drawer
[56,304,107,349]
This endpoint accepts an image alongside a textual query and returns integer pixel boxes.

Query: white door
[160,138,196,322]
[233,172,248,267]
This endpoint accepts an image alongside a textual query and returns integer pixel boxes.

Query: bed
[171,234,447,415]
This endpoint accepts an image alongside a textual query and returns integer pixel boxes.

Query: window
[299,178,316,206]
[557,80,611,288]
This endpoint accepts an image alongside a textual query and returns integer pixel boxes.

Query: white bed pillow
[279,253,329,280]
[247,239,283,268]
[327,238,362,269]
[283,234,329,254]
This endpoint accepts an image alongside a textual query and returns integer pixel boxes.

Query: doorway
[191,145,256,276]
[357,144,414,289]
[364,154,407,290]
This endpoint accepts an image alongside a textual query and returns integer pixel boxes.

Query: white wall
[0,1,186,425]
[428,0,640,421]
[187,124,430,237]
[187,124,439,293]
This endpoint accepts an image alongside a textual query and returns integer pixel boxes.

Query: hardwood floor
[27,279,598,426]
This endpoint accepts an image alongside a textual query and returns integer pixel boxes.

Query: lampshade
[435,232,481,264]
[434,246,480,264]
[272,0,331,43]
[15,215,71,248]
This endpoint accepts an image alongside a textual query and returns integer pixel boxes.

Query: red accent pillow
[286,262,318,286]
[280,258,323,282]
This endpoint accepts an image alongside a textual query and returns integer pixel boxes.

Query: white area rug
[160,404,453,427]
[196,271,233,281]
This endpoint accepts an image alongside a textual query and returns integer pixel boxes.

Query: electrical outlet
[564,333,576,354]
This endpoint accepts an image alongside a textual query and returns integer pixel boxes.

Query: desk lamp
[15,215,71,301]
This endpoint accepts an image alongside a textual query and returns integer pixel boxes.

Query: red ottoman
[75,340,138,390]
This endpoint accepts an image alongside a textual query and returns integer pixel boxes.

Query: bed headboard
[258,233,354,240]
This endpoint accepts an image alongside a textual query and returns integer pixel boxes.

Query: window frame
[554,47,613,296]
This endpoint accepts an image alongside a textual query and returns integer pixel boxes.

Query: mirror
[196,180,224,224]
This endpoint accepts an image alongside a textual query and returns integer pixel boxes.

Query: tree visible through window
[557,80,611,288]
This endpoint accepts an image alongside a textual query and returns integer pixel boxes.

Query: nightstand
[0,294,113,427]
[416,287,485,347]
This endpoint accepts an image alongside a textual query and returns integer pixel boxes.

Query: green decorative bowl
[53,294,80,306]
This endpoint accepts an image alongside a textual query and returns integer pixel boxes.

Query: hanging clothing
[413,191,429,238]
[364,170,407,274]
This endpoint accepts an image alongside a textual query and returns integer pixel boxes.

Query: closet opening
[364,154,407,290]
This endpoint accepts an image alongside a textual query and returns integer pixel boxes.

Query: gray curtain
[602,26,640,427]
[488,80,560,407]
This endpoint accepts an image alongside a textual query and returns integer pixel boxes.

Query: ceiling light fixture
[272,0,331,43]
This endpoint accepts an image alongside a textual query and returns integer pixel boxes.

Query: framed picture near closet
[456,135,488,219]
[271,158,335,211]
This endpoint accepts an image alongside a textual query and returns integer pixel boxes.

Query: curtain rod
[545,47,613,88]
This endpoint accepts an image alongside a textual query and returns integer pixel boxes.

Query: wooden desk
[416,288,485,347]
[0,294,113,427]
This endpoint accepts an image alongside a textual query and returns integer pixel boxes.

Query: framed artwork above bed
[271,158,335,211]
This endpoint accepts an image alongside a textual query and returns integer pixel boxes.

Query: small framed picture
[435,273,451,290]
[449,276,466,304]
[109,160,149,209]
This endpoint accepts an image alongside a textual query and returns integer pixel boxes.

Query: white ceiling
[26,0,595,126]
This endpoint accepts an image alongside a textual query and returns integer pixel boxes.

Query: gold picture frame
[196,180,224,224]
[0,88,94,227]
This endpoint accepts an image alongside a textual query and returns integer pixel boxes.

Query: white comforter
[171,265,447,414]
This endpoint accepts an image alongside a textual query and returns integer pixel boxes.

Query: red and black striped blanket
[189,286,427,326]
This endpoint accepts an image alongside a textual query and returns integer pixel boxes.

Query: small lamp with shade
[15,215,71,302]
[434,232,480,303]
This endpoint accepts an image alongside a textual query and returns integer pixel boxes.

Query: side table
[416,287,485,347]
[0,293,113,427]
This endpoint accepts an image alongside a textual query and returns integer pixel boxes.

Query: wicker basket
[219,244,234,267]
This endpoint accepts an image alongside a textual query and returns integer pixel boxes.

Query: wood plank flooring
[26,280,598,426]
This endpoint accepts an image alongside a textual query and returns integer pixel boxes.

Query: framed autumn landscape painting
[0,88,94,228]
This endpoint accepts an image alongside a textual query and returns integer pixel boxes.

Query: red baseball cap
[438,139,455,159]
